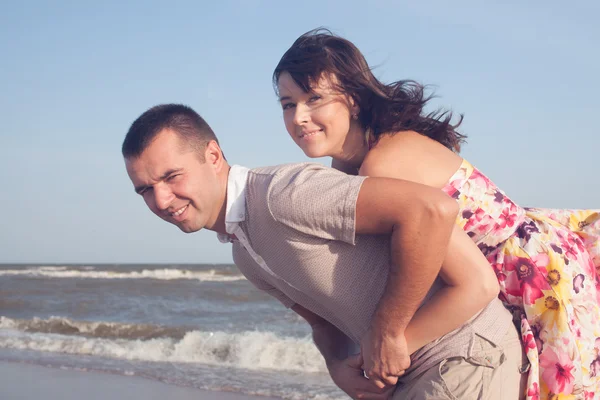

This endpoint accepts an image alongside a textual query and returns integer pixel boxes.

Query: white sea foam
[0,323,326,373]
[0,267,245,282]
[38,266,69,271]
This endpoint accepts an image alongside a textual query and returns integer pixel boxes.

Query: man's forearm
[312,321,354,368]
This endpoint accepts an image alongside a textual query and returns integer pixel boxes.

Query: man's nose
[154,185,174,211]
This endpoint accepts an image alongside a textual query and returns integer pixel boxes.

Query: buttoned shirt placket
[217,165,296,288]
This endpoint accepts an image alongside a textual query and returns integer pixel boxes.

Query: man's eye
[282,103,294,110]
[167,174,180,181]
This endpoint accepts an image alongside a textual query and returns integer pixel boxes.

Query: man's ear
[204,140,226,171]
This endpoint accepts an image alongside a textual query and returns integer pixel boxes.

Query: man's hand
[291,304,396,399]
[329,354,396,400]
[359,327,411,388]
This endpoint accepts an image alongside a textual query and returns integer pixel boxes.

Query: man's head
[123,104,229,233]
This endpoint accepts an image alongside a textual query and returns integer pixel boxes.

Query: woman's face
[277,72,360,159]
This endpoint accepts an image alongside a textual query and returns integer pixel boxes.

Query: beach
[0,263,346,400]
[0,361,278,400]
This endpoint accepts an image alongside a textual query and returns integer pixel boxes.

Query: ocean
[0,263,347,399]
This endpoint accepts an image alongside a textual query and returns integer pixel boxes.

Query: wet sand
[0,361,280,400]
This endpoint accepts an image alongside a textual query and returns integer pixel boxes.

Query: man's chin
[176,222,201,234]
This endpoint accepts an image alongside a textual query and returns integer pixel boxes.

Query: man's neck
[209,165,230,235]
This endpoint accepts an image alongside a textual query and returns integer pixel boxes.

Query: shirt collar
[217,165,250,243]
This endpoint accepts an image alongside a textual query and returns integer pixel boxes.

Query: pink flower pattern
[540,348,576,394]
[442,159,600,399]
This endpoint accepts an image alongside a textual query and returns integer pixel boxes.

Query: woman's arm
[404,224,499,354]
[352,175,458,388]
[354,131,499,384]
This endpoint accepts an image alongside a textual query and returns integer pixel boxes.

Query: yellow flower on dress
[547,393,578,400]
[531,294,569,337]
[568,211,599,233]
[546,250,572,303]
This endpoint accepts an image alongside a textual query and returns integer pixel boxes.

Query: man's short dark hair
[122,104,218,160]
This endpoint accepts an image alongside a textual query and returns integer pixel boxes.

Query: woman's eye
[308,95,321,102]
[282,103,294,110]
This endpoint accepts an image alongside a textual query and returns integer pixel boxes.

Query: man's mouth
[170,205,188,217]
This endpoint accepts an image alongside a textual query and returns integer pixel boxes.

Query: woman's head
[273,28,466,156]
[276,69,366,162]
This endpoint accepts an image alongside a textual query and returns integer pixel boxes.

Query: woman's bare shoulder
[360,131,462,188]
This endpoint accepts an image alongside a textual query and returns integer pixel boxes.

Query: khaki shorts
[393,326,528,400]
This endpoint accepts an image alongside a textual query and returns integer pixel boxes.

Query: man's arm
[266,164,494,388]
[292,304,395,400]
[292,304,351,366]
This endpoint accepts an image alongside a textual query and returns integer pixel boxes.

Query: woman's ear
[349,96,360,118]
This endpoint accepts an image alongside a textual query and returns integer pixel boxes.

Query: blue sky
[1,0,598,264]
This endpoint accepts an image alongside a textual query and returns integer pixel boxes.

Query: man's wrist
[371,312,408,337]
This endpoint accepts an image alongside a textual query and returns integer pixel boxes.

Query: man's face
[125,129,223,233]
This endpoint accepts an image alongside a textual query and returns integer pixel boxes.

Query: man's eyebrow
[134,168,183,194]
[134,184,148,194]
[278,96,291,101]
[159,168,183,180]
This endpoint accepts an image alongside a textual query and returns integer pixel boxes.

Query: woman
[273,29,600,399]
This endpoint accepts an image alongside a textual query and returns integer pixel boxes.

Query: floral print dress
[442,159,600,400]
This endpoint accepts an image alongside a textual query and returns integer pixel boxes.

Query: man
[123,104,524,399]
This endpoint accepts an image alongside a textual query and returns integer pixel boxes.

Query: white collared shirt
[217,165,284,282]
[217,165,250,244]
